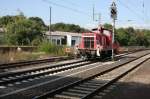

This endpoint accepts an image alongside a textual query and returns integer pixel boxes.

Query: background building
[45,31,82,47]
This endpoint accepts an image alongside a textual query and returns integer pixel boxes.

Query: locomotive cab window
[84,37,94,48]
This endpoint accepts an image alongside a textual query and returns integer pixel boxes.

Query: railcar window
[84,37,94,48]
[57,39,60,45]
[61,36,67,45]
[71,40,76,46]
[52,39,56,44]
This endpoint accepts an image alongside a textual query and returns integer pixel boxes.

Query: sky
[0,0,149,29]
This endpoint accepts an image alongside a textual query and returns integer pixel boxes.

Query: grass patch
[38,41,66,56]
[0,51,42,63]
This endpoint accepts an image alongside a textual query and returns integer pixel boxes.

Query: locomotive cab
[76,26,119,59]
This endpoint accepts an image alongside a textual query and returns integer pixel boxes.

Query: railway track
[0,56,71,71]
[33,52,150,99]
[0,59,95,87]
[0,50,149,99]
[0,49,146,73]
[0,52,128,88]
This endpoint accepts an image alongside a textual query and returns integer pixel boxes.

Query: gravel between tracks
[100,59,150,99]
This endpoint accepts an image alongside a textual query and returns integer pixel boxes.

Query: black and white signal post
[110,0,117,60]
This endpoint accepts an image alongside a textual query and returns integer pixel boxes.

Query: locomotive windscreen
[84,37,94,48]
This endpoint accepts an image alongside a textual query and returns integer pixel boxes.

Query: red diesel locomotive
[75,26,119,58]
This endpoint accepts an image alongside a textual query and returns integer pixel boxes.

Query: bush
[38,41,66,56]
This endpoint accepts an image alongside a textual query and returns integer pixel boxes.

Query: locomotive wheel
[114,49,119,54]
[108,50,112,57]
[81,54,91,60]
[81,55,87,60]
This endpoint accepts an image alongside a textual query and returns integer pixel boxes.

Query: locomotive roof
[91,28,112,32]
[82,28,112,37]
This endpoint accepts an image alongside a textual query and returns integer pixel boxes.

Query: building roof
[46,31,82,37]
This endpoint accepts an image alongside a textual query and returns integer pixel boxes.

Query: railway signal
[111,1,117,20]
[110,0,117,60]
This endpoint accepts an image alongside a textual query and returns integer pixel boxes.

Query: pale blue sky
[0,0,149,29]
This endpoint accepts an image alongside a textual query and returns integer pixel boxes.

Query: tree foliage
[103,23,150,47]
[103,23,112,30]
[0,15,25,27]
[51,23,88,32]
[0,15,150,47]
[0,15,88,46]
[29,17,47,31]
[3,15,45,45]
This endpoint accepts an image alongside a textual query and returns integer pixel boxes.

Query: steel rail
[33,52,150,99]
[82,56,150,99]
[0,50,149,99]
[0,56,71,70]
[0,59,85,77]
[0,62,94,85]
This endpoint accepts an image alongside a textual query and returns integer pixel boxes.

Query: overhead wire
[42,0,91,17]
[125,0,148,24]
[55,0,80,7]
[141,0,149,24]
[118,0,144,22]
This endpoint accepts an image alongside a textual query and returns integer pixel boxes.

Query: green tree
[136,32,149,46]
[116,28,130,46]
[144,30,150,47]
[6,18,43,45]
[0,15,25,27]
[0,16,13,27]
[51,23,88,32]
[29,17,47,31]
[103,23,112,30]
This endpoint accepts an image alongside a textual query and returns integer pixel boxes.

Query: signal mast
[110,0,117,60]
